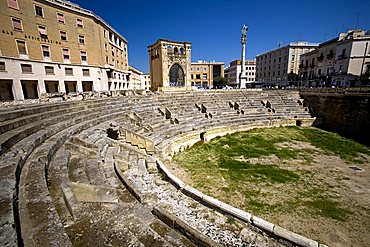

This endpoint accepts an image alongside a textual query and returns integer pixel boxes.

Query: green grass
[173,126,369,221]
[305,197,352,221]
[300,128,370,163]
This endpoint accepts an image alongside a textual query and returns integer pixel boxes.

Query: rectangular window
[76,18,83,28]
[35,5,43,17]
[45,66,54,75]
[8,0,19,10]
[38,25,48,39]
[82,69,90,76]
[16,40,27,55]
[41,45,50,57]
[65,68,73,75]
[56,13,65,24]
[60,31,67,41]
[78,35,85,44]
[21,64,32,73]
[196,74,201,79]
[202,74,207,79]
[62,48,70,60]
[12,18,22,31]
[80,51,87,62]
[0,62,5,71]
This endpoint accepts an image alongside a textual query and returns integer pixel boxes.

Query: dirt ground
[166,140,370,247]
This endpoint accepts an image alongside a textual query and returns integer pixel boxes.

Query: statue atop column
[239,24,248,88]
[241,25,248,44]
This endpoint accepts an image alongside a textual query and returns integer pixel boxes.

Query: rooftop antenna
[278,41,282,47]
[355,11,360,29]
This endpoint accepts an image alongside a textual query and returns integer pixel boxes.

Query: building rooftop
[148,39,192,48]
[191,60,224,65]
[256,41,319,57]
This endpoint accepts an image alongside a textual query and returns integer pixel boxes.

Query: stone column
[76,80,83,92]
[239,25,248,88]
[12,79,24,100]
[58,80,66,93]
[37,79,46,97]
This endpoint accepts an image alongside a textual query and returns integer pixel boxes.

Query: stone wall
[300,91,370,145]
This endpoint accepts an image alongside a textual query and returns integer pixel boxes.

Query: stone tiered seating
[47,128,195,246]
[0,90,315,247]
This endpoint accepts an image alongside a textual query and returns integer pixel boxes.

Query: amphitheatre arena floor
[168,126,370,247]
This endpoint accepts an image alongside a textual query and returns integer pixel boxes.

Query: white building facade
[299,30,370,87]
[225,60,256,88]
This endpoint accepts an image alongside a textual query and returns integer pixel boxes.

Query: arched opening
[169,63,185,86]
[179,47,184,55]
[174,47,179,55]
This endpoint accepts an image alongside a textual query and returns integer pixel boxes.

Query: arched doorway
[169,63,185,86]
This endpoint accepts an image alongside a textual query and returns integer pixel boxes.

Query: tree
[213,76,228,88]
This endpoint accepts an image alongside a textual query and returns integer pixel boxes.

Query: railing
[300,86,370,94]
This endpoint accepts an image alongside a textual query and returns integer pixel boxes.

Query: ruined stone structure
[300,88,370,145]
[148,39,192,91]
[0,89,327,247]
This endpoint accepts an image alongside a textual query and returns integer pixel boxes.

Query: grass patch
[301,128,370,162]
[173,126,368,216]
[305,197,352,221]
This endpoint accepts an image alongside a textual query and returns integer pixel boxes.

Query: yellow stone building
[148,39,192,91]
[0,0,129,101]
[190,60,224,88]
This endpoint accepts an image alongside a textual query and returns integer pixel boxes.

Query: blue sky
[73,0,370,73]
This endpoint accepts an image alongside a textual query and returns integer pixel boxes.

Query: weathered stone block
[273,225,319,247]
[70,182,118,203]
[251,216,274,233]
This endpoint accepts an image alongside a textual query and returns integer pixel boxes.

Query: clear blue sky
[73,0,370,73]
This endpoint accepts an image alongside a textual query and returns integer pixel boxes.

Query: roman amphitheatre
[0,88,369,247]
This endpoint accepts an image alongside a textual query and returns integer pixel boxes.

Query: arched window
[174,47,179,55]
[169,63,185,86]
[179,47,184,55]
